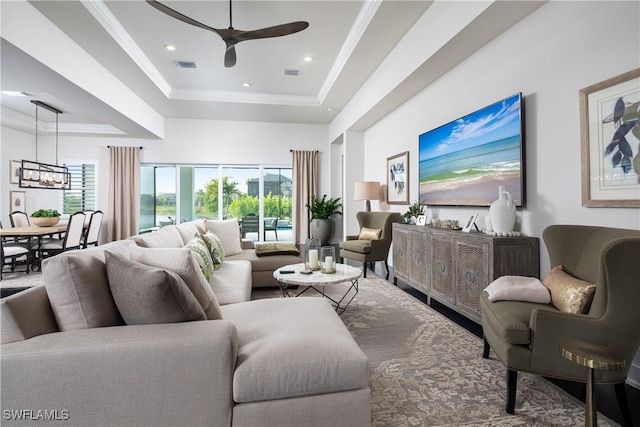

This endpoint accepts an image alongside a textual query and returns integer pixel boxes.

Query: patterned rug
[255,277,617,427]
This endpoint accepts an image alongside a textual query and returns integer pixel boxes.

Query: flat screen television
[418,93,525,207]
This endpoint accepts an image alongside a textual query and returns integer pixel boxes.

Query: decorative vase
[489,185,516,234]
[310,219,332,246]
[305,238,321,271]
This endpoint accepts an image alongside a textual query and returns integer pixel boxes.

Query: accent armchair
[339,211,401,279]
[480,225,640,422]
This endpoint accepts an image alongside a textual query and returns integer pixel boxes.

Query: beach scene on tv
[419,93,524,206]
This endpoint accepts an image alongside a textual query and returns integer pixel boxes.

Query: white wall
[1,118,329,235]
[360,1,640,277]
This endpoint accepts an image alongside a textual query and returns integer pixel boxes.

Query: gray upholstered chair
[339,211,402,279]
[481,225,640,423]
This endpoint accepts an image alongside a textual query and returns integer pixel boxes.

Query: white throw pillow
[129,246,223,320]
[204,219,243,256]
[484,275,551,303]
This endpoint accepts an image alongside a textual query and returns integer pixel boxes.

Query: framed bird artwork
[580,68,640,207]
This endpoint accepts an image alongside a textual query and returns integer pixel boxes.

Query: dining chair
[83,210,103,248]
[9,211,30,227]
[40,212,86,259]
[1,237,30,280]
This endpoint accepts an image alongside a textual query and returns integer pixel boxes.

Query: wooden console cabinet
[392,223,539,323]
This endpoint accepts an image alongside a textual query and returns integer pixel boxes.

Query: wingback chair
[480,225,640,421]
[339,211,402,279]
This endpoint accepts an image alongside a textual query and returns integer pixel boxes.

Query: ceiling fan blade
[224,45,237,68]
[146,1,218,33]
[235,21,309,42]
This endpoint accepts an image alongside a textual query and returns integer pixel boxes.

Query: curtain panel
[292,150,318,245]
[108,146,140,242]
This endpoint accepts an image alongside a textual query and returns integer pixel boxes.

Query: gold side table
[561,340,626,427]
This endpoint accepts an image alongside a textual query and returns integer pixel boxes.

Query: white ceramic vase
[489,185,516,234]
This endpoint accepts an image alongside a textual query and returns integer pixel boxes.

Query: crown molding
[82,0,172,97]
[170,90,320,107]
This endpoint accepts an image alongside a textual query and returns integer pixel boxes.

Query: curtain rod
[290,149,319,152]
[107,146,143,149]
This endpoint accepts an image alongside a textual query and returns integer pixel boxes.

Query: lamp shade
[354,181,381,201]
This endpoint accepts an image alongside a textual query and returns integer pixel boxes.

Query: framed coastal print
[10,160,21,184]
[387,151,410,204]
[10,190,26,213]
[580,68,640,207]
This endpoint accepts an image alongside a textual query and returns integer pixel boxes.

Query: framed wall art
[387,151,410,205]
[9,160,21,184]
[580,68,640,207]
[10,190,26,213]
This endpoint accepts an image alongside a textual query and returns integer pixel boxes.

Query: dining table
[0,223,68,270]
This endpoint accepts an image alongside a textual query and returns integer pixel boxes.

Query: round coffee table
[273,263,362,314]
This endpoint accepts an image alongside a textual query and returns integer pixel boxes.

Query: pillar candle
[309,249,319,269]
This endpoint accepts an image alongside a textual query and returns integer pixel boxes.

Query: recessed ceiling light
[242,82,251,87]
[165,45,176,51]
[304,56,313,62]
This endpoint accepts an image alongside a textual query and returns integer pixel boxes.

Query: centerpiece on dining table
[30,209,61,227]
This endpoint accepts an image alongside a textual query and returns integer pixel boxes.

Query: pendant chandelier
[19,100,71,190]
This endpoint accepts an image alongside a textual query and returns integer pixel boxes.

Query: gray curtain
[108,146,140,241]
[292,150,318,245]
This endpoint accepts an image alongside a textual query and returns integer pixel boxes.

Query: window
[140,163,292,241]
[63,162,96,214]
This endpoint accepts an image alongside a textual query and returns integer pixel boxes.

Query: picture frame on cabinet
[9,160,21,184]
[387,151,410,204]
[416,215,426,226]
[462,213,479,233]
[580,68,640,207]
[10,190,26,213]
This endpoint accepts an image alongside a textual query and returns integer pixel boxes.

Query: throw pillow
[185,236,215,280]
[105,252,206,325]
[484,276,551,303]
[255,242,300,257]
[543,265,597,314]
[130,246,223,320]
[43,250,125,331]
[204,219,243,256]
[358,227,382,240]
[199,231,225,268]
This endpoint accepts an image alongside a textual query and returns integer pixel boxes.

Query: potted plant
[305,195,343,245]
[31,209,61,227]
[402,201,424,224]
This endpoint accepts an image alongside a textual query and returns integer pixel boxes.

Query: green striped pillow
[185,237,214,281]
[199,232,225,270]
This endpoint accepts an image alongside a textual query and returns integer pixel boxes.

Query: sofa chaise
[1,219,371,426]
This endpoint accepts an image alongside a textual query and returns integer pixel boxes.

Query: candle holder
[305,238,321,271]
[321,246,336,274]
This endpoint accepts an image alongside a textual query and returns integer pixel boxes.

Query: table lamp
[354,181,381,212]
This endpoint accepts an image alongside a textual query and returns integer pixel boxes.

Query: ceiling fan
[147,0,309,68]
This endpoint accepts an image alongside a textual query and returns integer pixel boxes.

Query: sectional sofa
[1,219,371,426]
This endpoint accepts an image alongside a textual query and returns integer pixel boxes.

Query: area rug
[255,278,617,427]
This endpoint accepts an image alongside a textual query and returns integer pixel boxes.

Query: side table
[561,340,626,427]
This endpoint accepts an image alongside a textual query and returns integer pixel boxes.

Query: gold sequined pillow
[542,265,596,314]
[358,227,382,240]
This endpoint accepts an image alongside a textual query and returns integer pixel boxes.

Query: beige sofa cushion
[175,220,206,245]
[129,225,184,248]
[106,252,207,324]
[222,298,369,403]
[1,285,59,344]
[210,260,252,305]
[130,246,223,320]
[42,240,135,331]
[204,219,243,256]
